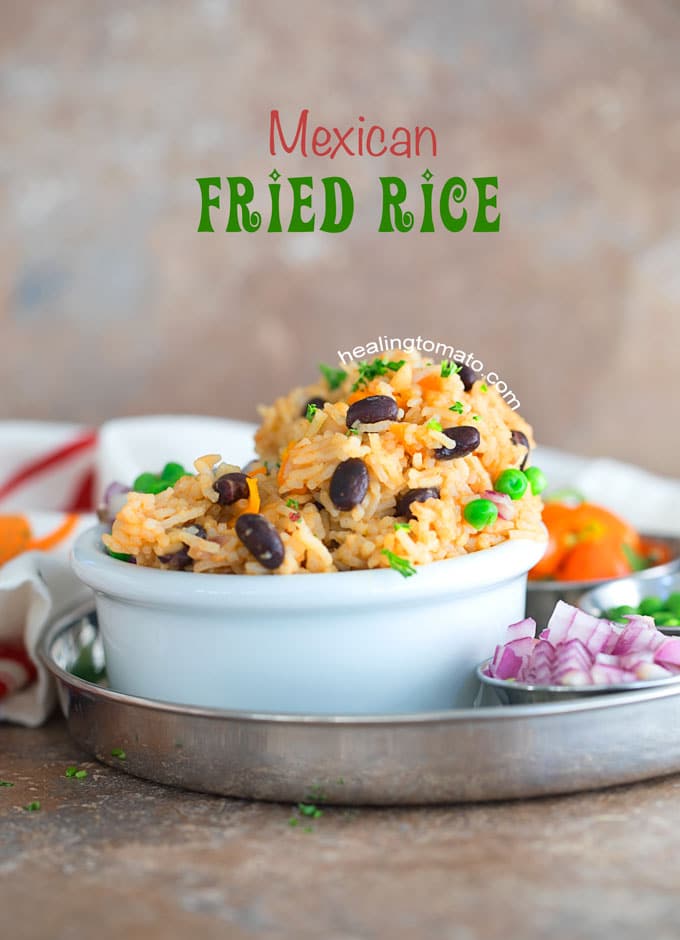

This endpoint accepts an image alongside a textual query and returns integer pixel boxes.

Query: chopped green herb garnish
[65,766,78,778]
[24,801,41,812]
[305,403,318,422]
[319,363,347,391]
[381,549,417,578]
[449,401,464,414]
[289,816,299,827]
[472,415,481,422]
[74,770,88,779]
[0,780,14,788]
[542,487,585,505]
[352,358,405,391]
[346,427,361,436]
[298,803,320,817]
[480,383,488,392]
[440,361,454,378]
[111,748,127,760]
[303,826,313,833]
[394,522,411,532]
[622,543,649,572]
[286,498,300,511]
[426,419,443,432]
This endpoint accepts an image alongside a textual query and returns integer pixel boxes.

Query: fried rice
[103,351,546,574]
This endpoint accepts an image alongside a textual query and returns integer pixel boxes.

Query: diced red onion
[490,646,523,680]
[505,618,537,642]
[482,490,515,520]
[99,481,130,525]
[486,601,680,688]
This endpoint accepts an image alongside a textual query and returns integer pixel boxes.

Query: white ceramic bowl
[72,527,546,715]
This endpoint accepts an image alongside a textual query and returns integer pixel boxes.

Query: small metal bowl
[579,571,680,634]
[525,533,680,629]
[476,661,680,706]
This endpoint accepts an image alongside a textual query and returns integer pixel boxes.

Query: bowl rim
[526,531,680,593]
[71,524,547,608]
[476,659,680,696]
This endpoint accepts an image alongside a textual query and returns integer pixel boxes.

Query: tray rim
[39,601,680,728]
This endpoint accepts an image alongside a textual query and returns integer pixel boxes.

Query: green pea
[494,469,528,501]
[524,466,547,496]
[464,498,499,530]
[666,593,680,617]
[602,607,620,621]
[638,596,665,617]
[161,462,189,485]
[612,605,637,619]
[133,472,170,494]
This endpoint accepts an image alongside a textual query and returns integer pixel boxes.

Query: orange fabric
[0,516,32,565]
[26,514,79,552]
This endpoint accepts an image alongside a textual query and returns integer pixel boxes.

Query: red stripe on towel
[0,431,97,503]
[66,469,96,512]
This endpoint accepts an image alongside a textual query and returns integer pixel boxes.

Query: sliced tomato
[556,537,632,581]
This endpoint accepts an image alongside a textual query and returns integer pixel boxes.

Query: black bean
[458,364,477,391]
[510,429,531,470]
[433,426,480,460]
[301,396,326,418]
[213,472,249,506]
[329,458,369,510]
[235,513,285,569]
[158,525,207,569]
[346,395,399,428]
[395,488,440,519]
[158,546,192,569]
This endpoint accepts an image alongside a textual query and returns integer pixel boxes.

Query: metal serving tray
[40,602,680,805]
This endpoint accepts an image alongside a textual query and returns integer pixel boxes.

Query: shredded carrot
[389,422,424,456]
[277,444,293,488]
[244,477,260,515]
[276,444,308,496]
[227,477,261,528]
[26,514,78,552]
[247,466,267,477]
[346,378,383,405]
[417,374,442,393]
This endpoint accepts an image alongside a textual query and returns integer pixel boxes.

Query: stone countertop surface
[3,718,680,939]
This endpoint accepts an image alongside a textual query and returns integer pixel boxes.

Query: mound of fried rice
[103,351,546,574]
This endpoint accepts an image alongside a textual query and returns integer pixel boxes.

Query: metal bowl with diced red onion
[477,600,680,705]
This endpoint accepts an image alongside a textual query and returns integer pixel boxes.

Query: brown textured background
[2,0,679,474]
